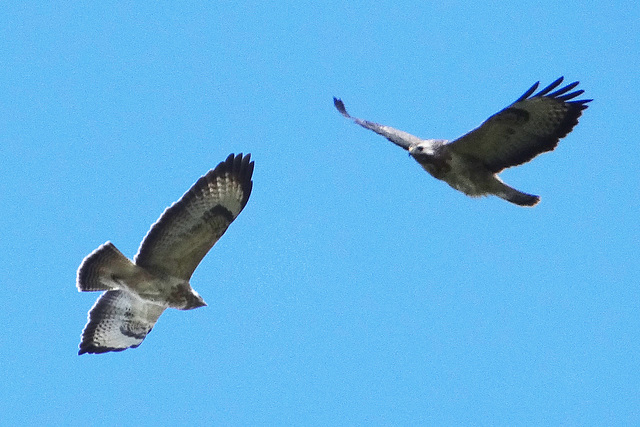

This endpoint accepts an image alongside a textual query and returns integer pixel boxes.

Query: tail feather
[77,242,134,292]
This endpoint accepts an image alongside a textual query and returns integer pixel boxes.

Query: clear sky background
[1,2,638,425]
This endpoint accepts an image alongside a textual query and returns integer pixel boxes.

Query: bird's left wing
[334,97,423,150]
[79,290,165,354]
[449,77,591,173]
[134,153,254,280]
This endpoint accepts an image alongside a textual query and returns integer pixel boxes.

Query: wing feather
[449,77,591,173]
[514,81,539,102]
[533,77,564,97]
[333,97,423,150]
[78,290,165,355]
[134,153,254,279]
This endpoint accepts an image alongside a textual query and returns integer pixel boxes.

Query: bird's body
[411,139,542,206]
[334,77,591,206]
[77,153,254,354]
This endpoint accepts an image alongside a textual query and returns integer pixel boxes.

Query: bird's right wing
[333,98,423,150]
[135,153,254,280]
[449,77,591,173]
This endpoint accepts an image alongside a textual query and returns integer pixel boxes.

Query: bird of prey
[334,77,591,206]
[76,153,254,354]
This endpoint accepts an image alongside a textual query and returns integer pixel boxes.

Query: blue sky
[1,1,638,425]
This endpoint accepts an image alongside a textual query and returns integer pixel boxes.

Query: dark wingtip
[578,98,593,110]
[333,97,350,118]
[515,81,540,102]
[78,344,129,355]
[516,77,591,110]
[216,153,254,207]
[223,153,253,175]
[218,153,254,182]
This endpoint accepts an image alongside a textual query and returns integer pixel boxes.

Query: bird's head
[184,288,207,310]
[408,142,436,161]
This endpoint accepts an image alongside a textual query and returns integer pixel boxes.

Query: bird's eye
[416,146,423,152]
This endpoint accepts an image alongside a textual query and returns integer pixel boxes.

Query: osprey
[77,153,254,354]
[334,77,591,206]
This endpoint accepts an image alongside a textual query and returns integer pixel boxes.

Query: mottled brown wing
[78,290,165,355]
[449,77,591,173]
[134,153,254,280]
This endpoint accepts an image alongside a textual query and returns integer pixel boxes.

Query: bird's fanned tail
[77,242,134,292]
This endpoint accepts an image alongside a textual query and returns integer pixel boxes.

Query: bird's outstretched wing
[79,290,165,354]
[333,97,423,150]
[134,153,254,280]
[449,77,591,173]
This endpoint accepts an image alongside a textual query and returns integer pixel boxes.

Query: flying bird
[334,77,591,206]
[76,153,254,354]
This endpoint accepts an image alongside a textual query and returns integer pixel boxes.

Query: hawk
[77,153,254,354]
[334,77,591,206]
